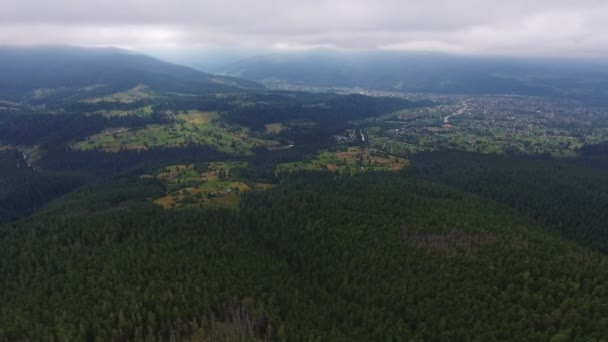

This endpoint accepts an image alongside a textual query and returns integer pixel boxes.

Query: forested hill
[1,45,607,340]
[410,151,608,253]
[1,172,608,340]
[0,46,262,104]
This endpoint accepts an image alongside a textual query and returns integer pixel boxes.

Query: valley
[357,95,608,156]
[2,46,608,341]
[4,84,608,215]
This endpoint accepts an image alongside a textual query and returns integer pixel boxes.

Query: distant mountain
[217,50,608,102]
[0,45,263,104]
[143,47,267,73]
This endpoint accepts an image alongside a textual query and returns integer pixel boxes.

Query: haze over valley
[2,1,608,340]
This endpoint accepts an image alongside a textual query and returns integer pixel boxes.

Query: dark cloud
[1,0,607,55]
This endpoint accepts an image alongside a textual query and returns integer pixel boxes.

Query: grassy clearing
[278,146,408,174]
[96,105,154,118]
[264,123,285,134]
[177,110,219,125]
[72,111,279,155]
[82,85,154,103]
[155,162,248,187]
[149,161,272,209]
[153,181,250,209]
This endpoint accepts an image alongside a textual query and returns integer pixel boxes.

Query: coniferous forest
[2,46,608,341]
[2,166,608,340]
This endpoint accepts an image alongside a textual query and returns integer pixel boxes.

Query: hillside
[1,45,608,341]
[2,171,608,340]
[217,51,608,103]
[0,46,262,105]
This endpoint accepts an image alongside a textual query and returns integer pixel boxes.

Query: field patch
[155,162,247,186]
[71,111,279,155]
[96,105,154,118]
[149,161,272,209]
[278,146,408,174]
[177,110,219,125]
[82,84,154,104]
[264,123,286,134]
[153,181,250,209]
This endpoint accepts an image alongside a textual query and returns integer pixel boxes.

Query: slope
[1,172,607,340]
[0,45,263,105]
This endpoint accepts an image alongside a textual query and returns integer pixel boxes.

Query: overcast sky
[2,0,608,56]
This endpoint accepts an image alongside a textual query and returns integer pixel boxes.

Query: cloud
[1,0,608,55]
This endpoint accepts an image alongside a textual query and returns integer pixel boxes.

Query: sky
[2,0,608,56]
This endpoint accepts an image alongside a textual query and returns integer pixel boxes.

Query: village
[356,95,608,156]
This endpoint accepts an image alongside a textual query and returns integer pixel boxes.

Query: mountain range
[215,50,608,102]
[0,45,262,105]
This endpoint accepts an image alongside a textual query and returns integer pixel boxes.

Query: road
[444,103,468,124]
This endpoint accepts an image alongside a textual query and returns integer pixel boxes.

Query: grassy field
[264,123,286,134]
[177,110,219,124]
[278,146,408,174]
[153,180,250,209]
[95,105,154,118]
[150,161,273,209]
[82,84,154,103]
[155,162,248,188]
[72,111,279,154]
